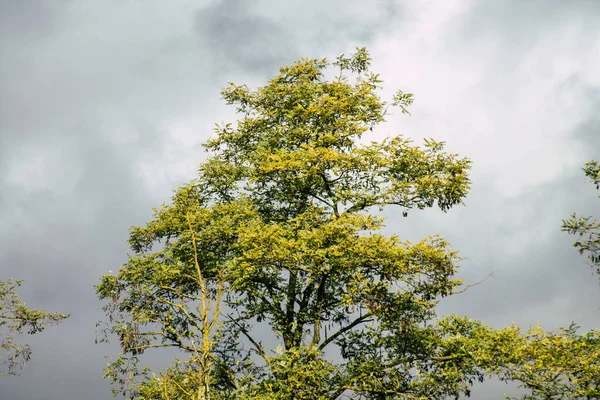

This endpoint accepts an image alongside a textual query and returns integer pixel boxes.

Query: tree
[0,279,69,376]
[96,47,509,399]
[562,160,600,277]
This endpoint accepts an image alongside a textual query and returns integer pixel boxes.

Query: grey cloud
[0,2,216,397]
[460,0,600,40]
[194,0,402,77]
[194,0,295,75]
[1,0,599,399]
[447,0,600,91]
[0,0,61,43]
[573,87,600,155]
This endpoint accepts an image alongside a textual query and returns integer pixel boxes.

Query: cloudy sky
[1,0,599,398]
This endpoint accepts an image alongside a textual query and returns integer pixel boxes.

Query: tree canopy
[96,49,600,400]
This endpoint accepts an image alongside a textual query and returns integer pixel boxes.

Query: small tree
[96,48,512,399]
[0,279,69,376]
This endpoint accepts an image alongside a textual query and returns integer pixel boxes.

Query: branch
[156,297,203,332]
[297,276,317,324]
[342,198,376,215]
[159,284,203,301]
[309,193,335,209]
[451,272,494,295]
[318,312,373,351]
[319,172,340,217]
[225,315,267,361]
[311,274,329,346]
[284,269,298,349]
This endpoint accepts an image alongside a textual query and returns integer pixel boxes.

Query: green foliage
[0,279,69,376]
[562,160,600,276]
[96,47,534,399]
[485,323,600,399]
[424,317,600,399]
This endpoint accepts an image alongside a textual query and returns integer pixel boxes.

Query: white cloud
[370,0,599,197]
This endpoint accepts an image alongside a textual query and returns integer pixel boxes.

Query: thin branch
[309,193,335,209]
[318,312,373,351]
[159,285,203,301]
[451,272,494,295]
[225,315,268,361]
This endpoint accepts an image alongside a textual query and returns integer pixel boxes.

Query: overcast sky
[1,1,599,399]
